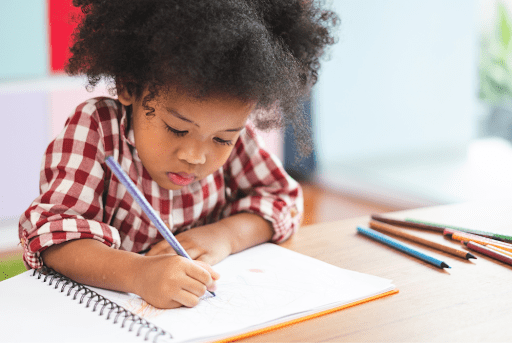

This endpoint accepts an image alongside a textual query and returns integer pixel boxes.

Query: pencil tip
[467,253,477,259]
[441,262,451,268]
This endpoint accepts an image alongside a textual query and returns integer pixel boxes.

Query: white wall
[314,0,478,165]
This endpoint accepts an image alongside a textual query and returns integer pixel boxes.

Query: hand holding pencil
[105,156,217,302]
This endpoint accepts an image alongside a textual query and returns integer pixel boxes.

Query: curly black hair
[67,0,338,156]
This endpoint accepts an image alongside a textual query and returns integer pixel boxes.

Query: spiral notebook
[1,243,397,342]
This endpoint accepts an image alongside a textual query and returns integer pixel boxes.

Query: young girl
[19,0,338,309]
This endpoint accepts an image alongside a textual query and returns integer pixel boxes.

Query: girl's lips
[167,172,196,186]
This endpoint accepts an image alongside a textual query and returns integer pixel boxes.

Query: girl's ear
[117,85,135,106]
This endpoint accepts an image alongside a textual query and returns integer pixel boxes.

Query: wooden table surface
[241,201,512,342]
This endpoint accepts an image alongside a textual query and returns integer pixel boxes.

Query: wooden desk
[243,201,512,342]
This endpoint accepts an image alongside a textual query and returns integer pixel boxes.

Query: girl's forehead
[153,89,254,127]
[156,88,254,114]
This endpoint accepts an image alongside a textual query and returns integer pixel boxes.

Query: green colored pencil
[405,218,512,244]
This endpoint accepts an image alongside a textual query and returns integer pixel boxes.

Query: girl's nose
[177,141,206,165]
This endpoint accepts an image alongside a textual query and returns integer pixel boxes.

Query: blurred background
[1,0,512,254]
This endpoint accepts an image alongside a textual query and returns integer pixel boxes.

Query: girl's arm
[19,98,125,271]
[42,238,219,309]
[220,124,304,244]
[147,212,273,265]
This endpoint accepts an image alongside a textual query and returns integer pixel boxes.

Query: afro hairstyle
[67,0,339,155]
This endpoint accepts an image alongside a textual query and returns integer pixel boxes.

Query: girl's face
[118,87,253,190]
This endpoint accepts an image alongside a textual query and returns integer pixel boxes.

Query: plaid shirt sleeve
[18,99,122,270]
[221,124,303,243]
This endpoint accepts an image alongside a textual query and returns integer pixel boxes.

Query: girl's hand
[135,254,219,309]
[146,223,232,266]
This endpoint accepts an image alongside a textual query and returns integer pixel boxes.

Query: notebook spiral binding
[31,267,172,342]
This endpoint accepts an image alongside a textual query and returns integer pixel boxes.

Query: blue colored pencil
[357,226,450,269]
[105,156,215,297]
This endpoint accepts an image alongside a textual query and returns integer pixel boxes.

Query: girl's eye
[214,137,233,146]
[165,124,187,137]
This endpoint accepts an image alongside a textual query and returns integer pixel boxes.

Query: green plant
[480,2,512,104]
[0,255,25,281]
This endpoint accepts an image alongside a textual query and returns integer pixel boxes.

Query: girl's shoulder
[63,96,127,135]
[58,97,129,152]
[72,96,124,123]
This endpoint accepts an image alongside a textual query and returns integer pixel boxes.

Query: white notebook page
[1,243,395,343]
[92,243,395,343]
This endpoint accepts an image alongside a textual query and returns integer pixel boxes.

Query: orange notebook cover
[214,288,399,343]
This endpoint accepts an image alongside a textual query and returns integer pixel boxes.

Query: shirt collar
[120,103,136,147]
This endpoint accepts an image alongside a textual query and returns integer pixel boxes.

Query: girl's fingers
[190,258,218,292]
[175,288,204,308]
[195,253,218,266]
[182,278,208,298]
[159,299,183,309]
[145,240,167,256]
[194,260,220,281]
[185,262,213,285]
[145,240,176,256]
[184,261,219,294]
[184,246,203,260]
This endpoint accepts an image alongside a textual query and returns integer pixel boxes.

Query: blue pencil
[357,226,450,269]
[105,156,215,297]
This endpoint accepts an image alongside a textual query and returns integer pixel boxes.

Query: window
[312,1,512,208]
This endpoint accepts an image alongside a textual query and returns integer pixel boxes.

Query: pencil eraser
[443,228,454,236]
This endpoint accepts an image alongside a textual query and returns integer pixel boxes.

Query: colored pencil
[105,156,215,297]
[444,229,512,253]
[371,214,512,244]
[371,214,445,232]
[465,241,512,267]
[405,218,512,244]
[483,244,512,258]
[357,226,450,269]
[369,220,475,260]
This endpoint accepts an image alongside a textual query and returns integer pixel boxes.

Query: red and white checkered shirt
[19,97,303,269]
